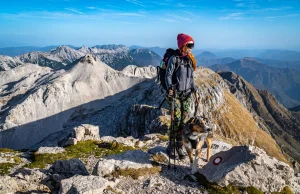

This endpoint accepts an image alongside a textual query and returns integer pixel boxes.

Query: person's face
[183,43,194,54]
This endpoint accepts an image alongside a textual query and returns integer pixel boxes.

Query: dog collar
[188,133,200,141]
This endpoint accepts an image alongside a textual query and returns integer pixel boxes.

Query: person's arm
[165,56,176,90]
[191,70,200,102]
[191,70,197,92]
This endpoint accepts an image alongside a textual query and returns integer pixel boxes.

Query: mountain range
[0,53,299,164]
[1,49,300,192]
[209,57,300,108]
[0,45,161,71]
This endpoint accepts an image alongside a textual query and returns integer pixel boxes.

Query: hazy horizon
[1,0,300,50]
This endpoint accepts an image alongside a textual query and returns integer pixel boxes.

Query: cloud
[167,13,191,21]
[182,11,196,17]
[64,8,84,14]
[266,14,300,19]
[236,3,245,7]
[125,0,148,7]
[0,10,144,21]
[159,18,176,22]
[86,7,96,10]
[175,3,189,8]
[113,13,145,17]
[252,6,292,12]
[219,12,243,20]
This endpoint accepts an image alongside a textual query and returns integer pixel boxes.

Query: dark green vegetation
[0,153,22,175]
[24,140,135,169]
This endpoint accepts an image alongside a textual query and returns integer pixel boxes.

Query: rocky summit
[0,51,300,193]
[0,133,299,194]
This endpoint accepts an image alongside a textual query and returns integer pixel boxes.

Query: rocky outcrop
[0,169,51,194]
[93,150,153,177]
[200,146,296,192]
[121,65,156,78]
[49,159,89,178]
[63,124,101,146]
[0,55,23,71]
[59,175,115,194]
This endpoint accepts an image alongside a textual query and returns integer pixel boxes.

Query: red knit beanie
[177,33,194,49]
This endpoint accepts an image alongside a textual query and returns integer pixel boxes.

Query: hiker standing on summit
[166,33,199,159]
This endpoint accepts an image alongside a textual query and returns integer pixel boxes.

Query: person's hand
[195,92,200,103]
[168,89,174,97]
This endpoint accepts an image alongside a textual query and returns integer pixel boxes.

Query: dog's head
[185,116,214,140]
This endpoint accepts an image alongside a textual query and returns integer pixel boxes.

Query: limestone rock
[101,136,136,147]
[0,169,51,194]
[0,175,19,194]
[199,146,295,192]
[59,175,114,194]
[72,124,100,143]
[37,147,65,154]
[121,65,156,79]
[93,150,152,176]
[49,158,89,178]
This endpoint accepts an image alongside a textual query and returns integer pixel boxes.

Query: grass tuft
[112,166,162,179]
[24,140,135,169]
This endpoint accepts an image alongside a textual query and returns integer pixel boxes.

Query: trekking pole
[168,85,176,169]
[194,90,200,117]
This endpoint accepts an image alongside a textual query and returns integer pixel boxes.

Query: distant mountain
[211,49,300,62]
[0,45,78,57]
[254,58,300,71]
[0,45,161,71]
[258,50,300,62]
[129,48,161,67]
[209,57,300,108]
[214,49,265,59]
[196,51,217,60]
[289,105,300,112]
[195,51,235,67]
[219,71,300,162]
[147,47,166,57]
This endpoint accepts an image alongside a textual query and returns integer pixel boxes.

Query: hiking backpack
[157,48,179,91]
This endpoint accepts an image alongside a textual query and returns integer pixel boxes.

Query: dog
[182,116,214,174]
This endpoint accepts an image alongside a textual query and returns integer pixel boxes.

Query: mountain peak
[49,45,75,54]
[241,57,260,63]
[92,44,127,50]
[80,54,97,64]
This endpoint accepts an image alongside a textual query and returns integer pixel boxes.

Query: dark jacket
[165,54,197,94]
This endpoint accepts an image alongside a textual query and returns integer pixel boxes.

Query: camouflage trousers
[167,93,192,141]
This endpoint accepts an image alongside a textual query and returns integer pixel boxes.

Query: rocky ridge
[0,54,155,149]
[218,71,300,163]
[0,131,299,194]
[0,44,161,71]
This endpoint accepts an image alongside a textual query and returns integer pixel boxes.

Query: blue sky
[0,0,300,49]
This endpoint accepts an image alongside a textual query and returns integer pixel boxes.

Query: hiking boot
[166,140,176,159]
[176,141,186,160]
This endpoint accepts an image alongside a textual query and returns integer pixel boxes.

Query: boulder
[101,136,136,147]
[59,175,114,194]
[93,150,152,176]
[49,158,89,178]
[0,176,19,194]
[73,124,100,142]
[199,146,295,192]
